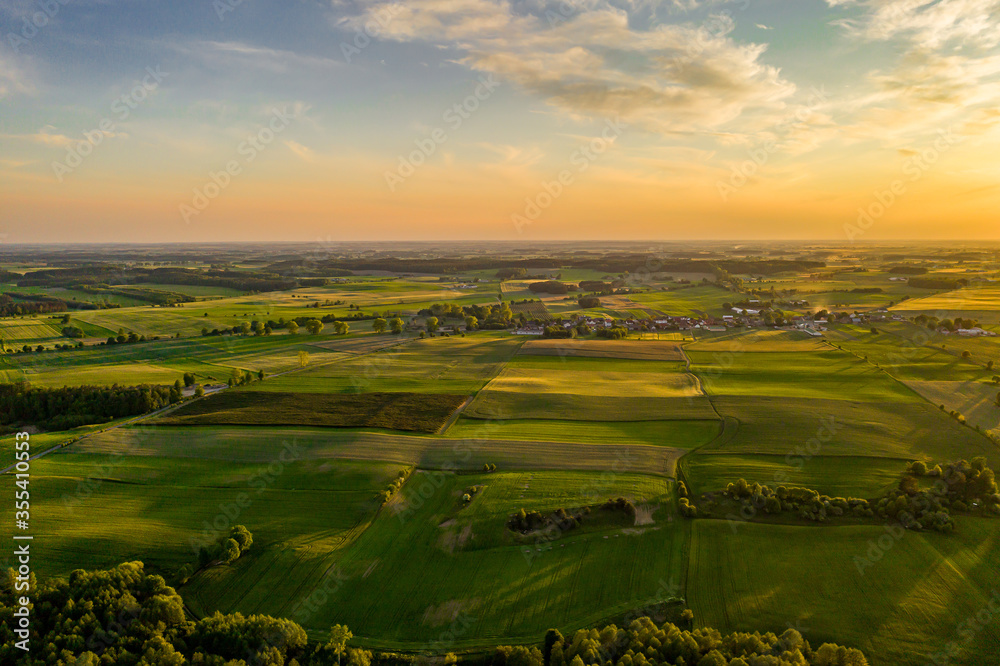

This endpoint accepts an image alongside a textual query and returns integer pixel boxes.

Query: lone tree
[221,538,241,564]
[305,319,324,335]
[287,320,299,334]
[298,350,310,367]
[426,317,439,333]
[183,372,195,387]
[372,317,387,334]
[334,321,350,335]
[389,317,404,334]
[326,625,353,666]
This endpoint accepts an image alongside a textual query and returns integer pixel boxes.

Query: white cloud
[341,1,799,137]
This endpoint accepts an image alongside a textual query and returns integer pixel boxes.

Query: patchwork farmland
[3,244,1000,665]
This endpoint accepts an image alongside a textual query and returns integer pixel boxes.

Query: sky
[1,0,999,244]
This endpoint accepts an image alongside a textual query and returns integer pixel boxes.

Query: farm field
[0,332,369,387]
[20,451,400,578]
[688,349,918,401]
[66,425,686,476]
[902,380,1000,438]
[685,329,828,352]
[186,470,685,648]
[687,518,1000,666]
[445,417,722,449]
[891,286,1000,322]
[155,390,469,433]
[245,335,521,394]
[827,323,993,382]
[704,395,1000,463]
[681,453,907,497]
[630,285,734,315]
[518,339,683,360]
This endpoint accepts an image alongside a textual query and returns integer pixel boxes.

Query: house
[957,328,997,337]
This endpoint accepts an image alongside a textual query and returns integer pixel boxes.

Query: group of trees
[380,470,409,504]
[718,459,999,532]
[595,326,628,340]
[908,277,965,290]
[904,458,999,515]
[601,497,637,519]
[723,480,877,524]
[197,525,254,568]
[544,618,868,666]
[507,498,636,535]
[0,561,320,665]
[913,314,979,332]
[0,293,70,317]
[507,507,586,535]
[0,382,172,431]
[529,281,573,295]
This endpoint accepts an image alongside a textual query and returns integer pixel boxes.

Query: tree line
[0,382,173,431]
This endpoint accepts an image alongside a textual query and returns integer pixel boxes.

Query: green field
[445,417,721,449]
[244,335,521,394]
[688,518,1000,665]
[689,349,918,401]
[682,453,907,497]
[185,469,685,647]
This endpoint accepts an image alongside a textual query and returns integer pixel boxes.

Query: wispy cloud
[341,1,799,138]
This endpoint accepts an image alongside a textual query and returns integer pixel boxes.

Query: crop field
[687,519,1000,665]
[685,329,828,352]
[185,470,686,647]
[703,396,1000,463]
[681,453,907,497]
[902,380,1000,438]
[826,324,994,382]
[630,285,734,315]
[688,349,918,401]
[155,390,469,432]
[0,319,62,342]
[0,333,357,387]
[891,285,1000,313]
[518,339,684,360]
[508,300,549,318]
[21,451,401,578]
[66,425,685,476]
[466,351,715,421]
[245,335,522,394]
[445,417,721,449]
